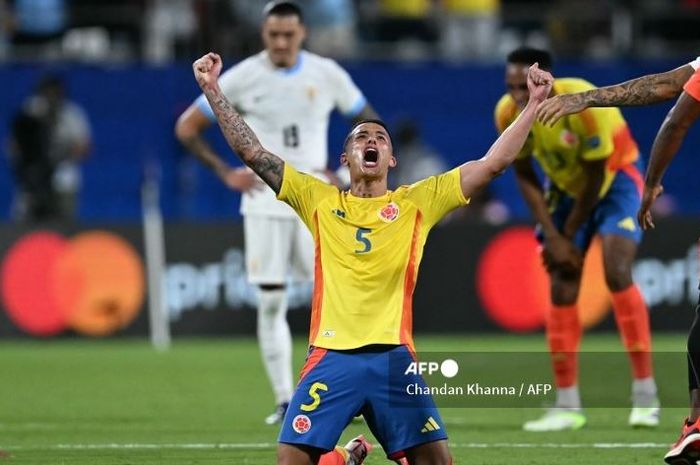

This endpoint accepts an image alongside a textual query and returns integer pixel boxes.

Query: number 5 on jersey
[355,227,372,254]
[300,382,328,412]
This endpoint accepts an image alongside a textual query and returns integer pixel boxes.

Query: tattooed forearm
[583,66,693,107]
[203,86,285,193]
[249,150,284,194]
[207,86,260,158]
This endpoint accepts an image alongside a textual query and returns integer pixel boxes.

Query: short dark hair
[343,119,393,153]
[263,1,304,23]
[507,47,553,71]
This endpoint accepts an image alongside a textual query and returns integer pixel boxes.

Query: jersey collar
[344,190,392,202]
[262,50,305,76]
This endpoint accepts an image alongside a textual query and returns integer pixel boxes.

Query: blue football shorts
[538,161,645,251]
[278,344,448,459]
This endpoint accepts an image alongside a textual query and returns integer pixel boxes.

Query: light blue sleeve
[195,94,216,122]
[345,95,368,119]
[324,58,367,117]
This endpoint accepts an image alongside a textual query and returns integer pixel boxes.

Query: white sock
[632,377,658,406]
[555,386,582,410]
[256,288,293,405]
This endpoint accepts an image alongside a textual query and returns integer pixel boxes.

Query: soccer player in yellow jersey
[192,51,552,465]
[532,54,700,465]
[495,47,659,432]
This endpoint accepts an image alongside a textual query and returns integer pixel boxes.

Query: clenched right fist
[193,52,223,92]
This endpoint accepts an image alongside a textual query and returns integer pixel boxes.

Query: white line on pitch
[0,442,669,451]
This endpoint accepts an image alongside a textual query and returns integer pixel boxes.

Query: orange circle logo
[1,230,145,336]
[476,226,611,332]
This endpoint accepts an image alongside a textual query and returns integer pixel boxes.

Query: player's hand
[527,63,554,104]
[638,184,663,230]
[543,235,582,273]
[193,52,223,91]
[537,95,587,127]
[218,167,265,193]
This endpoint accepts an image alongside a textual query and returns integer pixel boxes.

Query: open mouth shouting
[362,147,379,168]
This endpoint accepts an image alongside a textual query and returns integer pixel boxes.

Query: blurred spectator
[143,0,197,64]
[546,0,613,58]
[225,0,267,56]
[68,0,145,61]
[7,0,68,60]
[0,0,10,60]
[8,75,91,222]
[455,186,510,225]
[360,0,439,58]
[440,0,501,61]
[302,0,357,58]
[390,118,447,188]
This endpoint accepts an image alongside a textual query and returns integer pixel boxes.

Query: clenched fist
[527,63,554,105]
[193,52,223,92]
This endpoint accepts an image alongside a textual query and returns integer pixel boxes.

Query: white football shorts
[243,215,314,285]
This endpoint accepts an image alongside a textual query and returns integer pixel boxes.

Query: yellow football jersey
[495,78,639,198]
[278,164,469,351]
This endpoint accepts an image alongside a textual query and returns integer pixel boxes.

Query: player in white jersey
[175,1,377,425]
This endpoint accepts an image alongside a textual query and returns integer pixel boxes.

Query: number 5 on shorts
[300,382,328,412]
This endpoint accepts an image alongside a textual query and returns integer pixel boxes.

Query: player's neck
[348,178,388,198]
[266,51,302,70]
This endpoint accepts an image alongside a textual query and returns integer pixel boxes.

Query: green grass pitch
[0,334,690,464]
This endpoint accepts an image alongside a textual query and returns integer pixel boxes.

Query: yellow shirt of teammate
[278,164,468,351]
[495,78,639,198]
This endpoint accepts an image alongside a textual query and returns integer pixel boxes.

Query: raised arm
[352,104,379,124]
[459,63,553,198]
[538,64,694,126]
[638,91,700,229]
[192,52,284,194]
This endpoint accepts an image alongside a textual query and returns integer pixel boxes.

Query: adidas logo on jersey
[332,209,346,219]
[421,417,441,433]
[617,217,637,232]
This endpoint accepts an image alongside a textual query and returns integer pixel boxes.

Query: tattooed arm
[537,64,695,126]
[460,64,553,198]
[192,52,284,193]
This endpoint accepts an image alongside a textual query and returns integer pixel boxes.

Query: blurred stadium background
[1,1,700,464]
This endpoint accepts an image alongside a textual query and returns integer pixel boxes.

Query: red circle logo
[378,203,400,222]
[476,226,611,332]
[1,230,145,336]
[292,414,312,434]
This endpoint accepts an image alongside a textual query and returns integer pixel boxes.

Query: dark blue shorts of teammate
[538,162,644,251]
[278,344,447,459]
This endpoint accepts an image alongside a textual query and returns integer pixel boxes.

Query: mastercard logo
[476,226,611,332]
[1,230,145,337]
